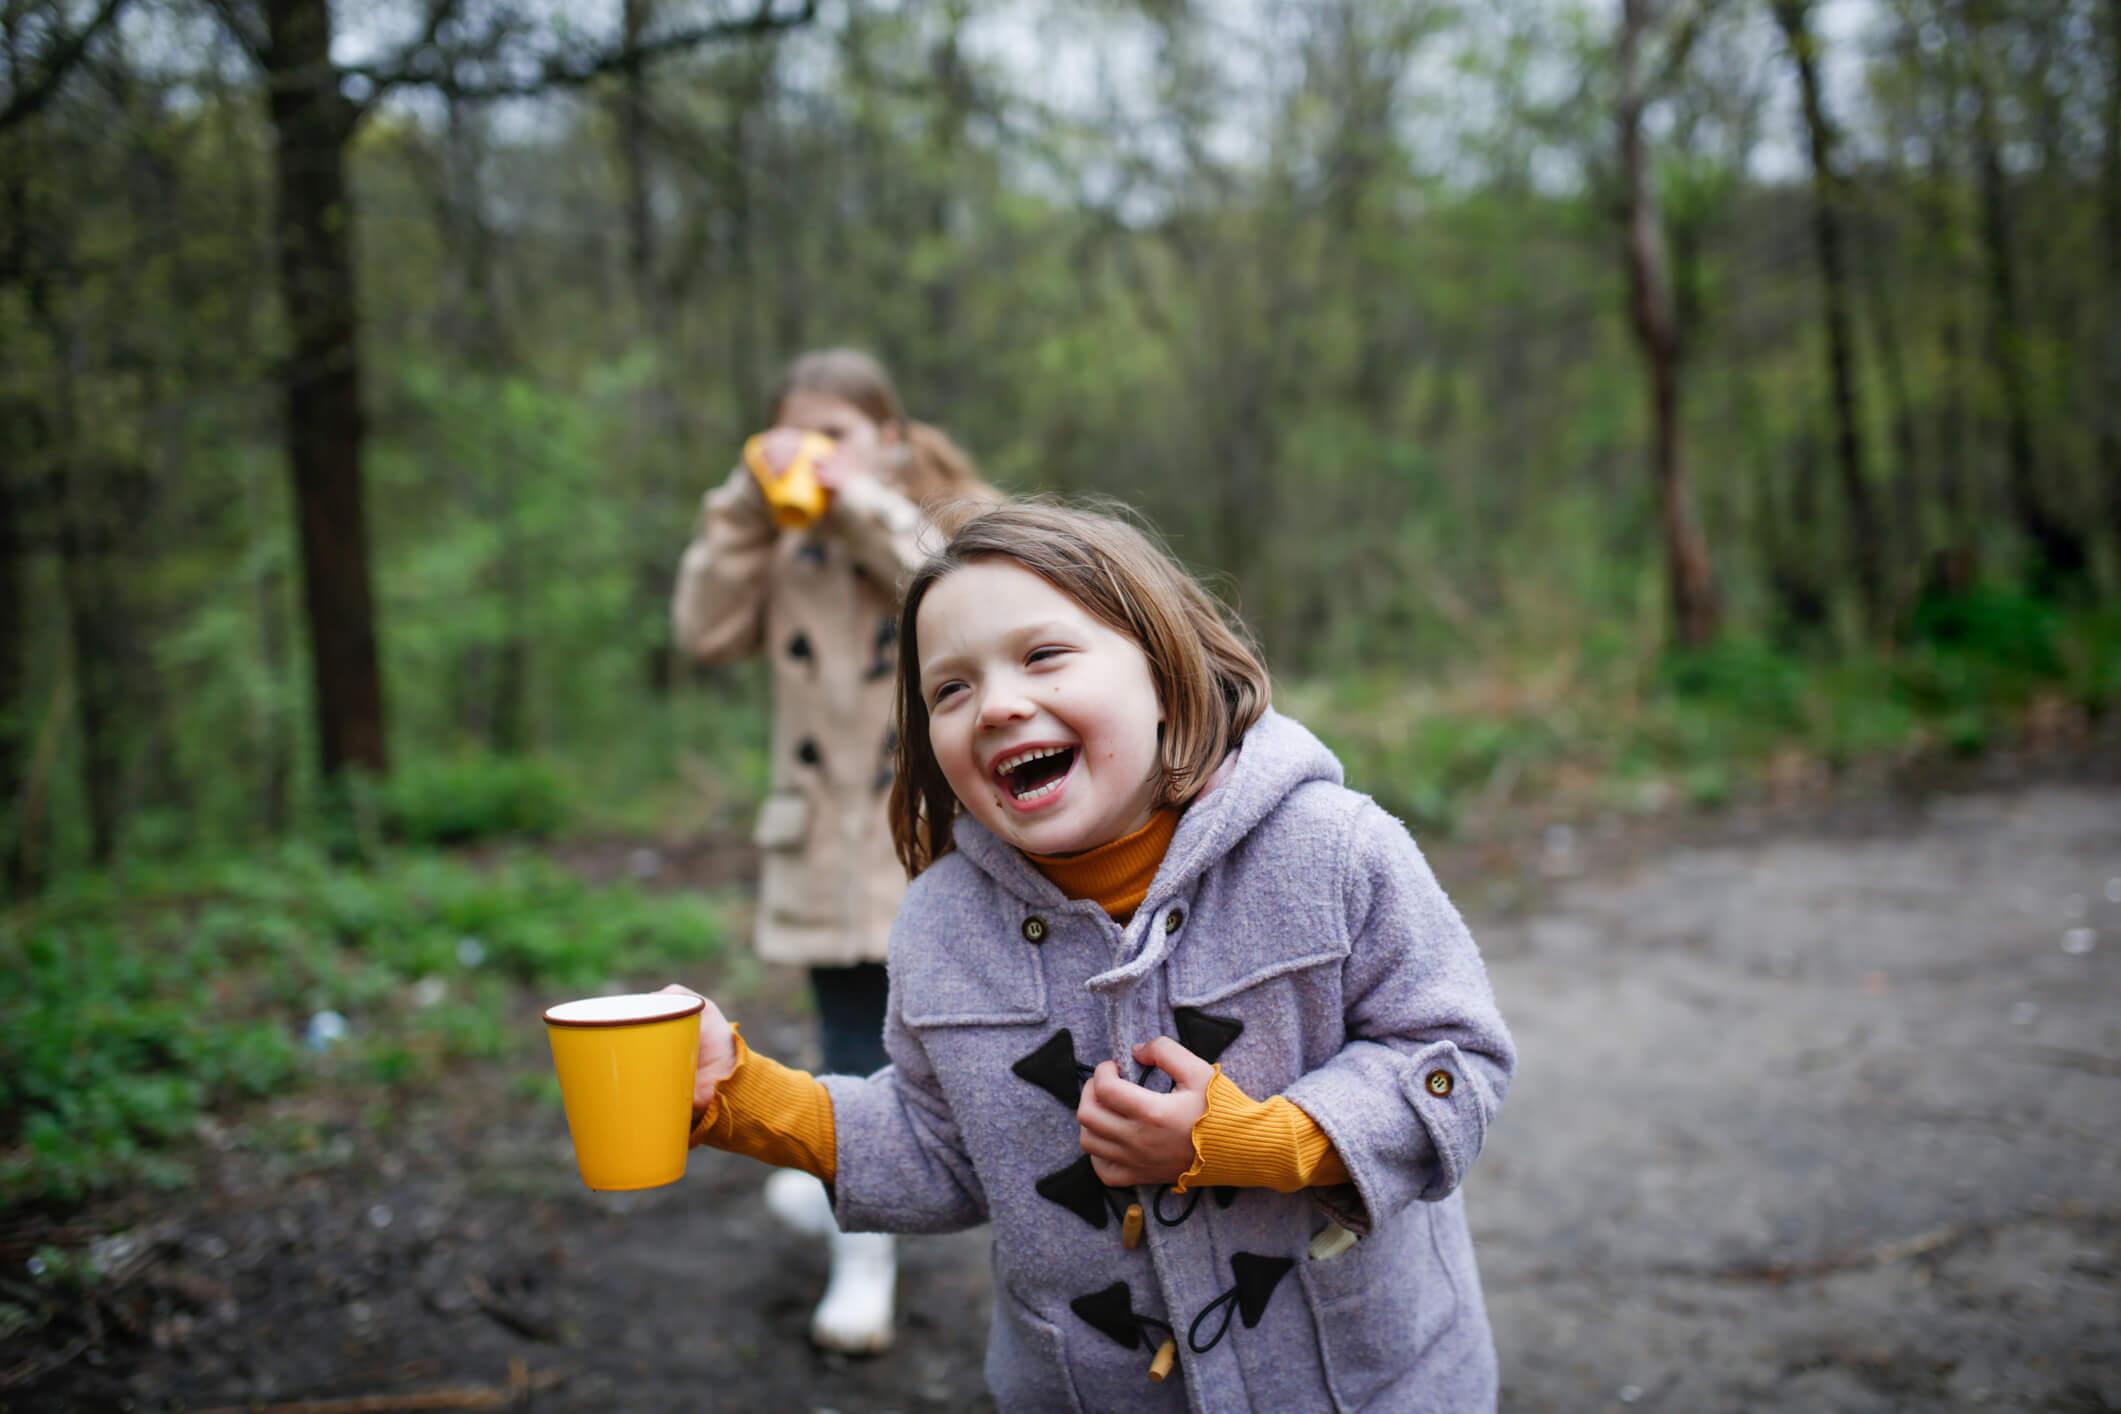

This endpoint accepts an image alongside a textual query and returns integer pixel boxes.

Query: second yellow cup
[544,992,703,1191]
[743,430,835,530]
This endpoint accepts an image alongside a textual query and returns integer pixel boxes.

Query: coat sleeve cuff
[1283,1038,1491,1235]
[689,1024,837,1181]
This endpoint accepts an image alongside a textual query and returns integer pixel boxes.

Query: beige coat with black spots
[672,462,934,966]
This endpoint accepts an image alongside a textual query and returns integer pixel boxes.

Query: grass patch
[0,844,729,1208]
[381,753,571,845]
[1294,591,2117,836]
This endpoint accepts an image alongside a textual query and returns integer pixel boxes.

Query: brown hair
[772,348,994,513]
[888,502,1272,876]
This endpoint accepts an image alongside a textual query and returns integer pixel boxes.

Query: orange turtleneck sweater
[1027,810,1349,1193]
[691,809,1349,1194]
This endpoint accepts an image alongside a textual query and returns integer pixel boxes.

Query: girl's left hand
[1076,1037,1214,1187]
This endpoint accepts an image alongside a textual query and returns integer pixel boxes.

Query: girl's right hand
[747,426,808,479]
[813,434,881,494]
[659,983,738,1113]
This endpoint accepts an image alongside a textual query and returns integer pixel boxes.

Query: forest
[5,0,2114,879]
[1,1,2118,1398]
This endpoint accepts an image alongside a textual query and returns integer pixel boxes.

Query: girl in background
[670,502,1515,1409]
[671,348,994,1352]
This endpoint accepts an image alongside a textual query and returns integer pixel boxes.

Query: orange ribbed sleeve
[687,1024,837,1183]
[1177,1069,1351,1194]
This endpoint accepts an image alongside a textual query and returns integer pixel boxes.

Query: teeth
[994,745,1069,777]
[1013,774,1067,802]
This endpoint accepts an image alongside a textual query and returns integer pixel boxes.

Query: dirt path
[1476,780,2121,1412]
[9,768,2119,1412]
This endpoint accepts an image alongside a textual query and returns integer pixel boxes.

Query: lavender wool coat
[820,710,1516,1413]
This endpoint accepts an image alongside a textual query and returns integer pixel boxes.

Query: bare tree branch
[348,0,818,104]
[0,0,130,133]
[347,0,463,120]
[202,0,267,69]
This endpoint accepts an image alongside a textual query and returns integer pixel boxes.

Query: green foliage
[1909,585,2062,679]
[0,846,729,1207]
[2060,607,2121,710]
[381,754,570,845]
[11,1,2120,881]
[1296,596,2113,837]
[1660,639,1810,734]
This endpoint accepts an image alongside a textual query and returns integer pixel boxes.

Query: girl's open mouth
[994,744,1077,808]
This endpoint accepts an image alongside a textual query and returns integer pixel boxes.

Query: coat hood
[948,707,1344,920]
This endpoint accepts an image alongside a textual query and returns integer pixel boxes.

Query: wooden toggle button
[1122,1202,1145,1249]
[1149,1337,1178,1382]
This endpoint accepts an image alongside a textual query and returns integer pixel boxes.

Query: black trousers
[808,961,890,1077]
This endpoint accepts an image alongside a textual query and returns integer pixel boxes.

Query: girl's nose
[976,684,1034,729]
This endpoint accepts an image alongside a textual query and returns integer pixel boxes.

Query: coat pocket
[755,792,841,931]
[985,1285,1086,1414]
[751,791,811,851]
[1301,1205,1461,1411]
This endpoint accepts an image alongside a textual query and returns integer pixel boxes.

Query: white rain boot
[810,1230,896,1354]
[763,1168,838,1240]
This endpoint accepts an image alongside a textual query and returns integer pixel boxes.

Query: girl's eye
[930,681,965,706]
[1027,647,1067,665]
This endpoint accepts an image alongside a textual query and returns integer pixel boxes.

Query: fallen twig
[463,1273,562,1344]
[1487,1207,2119,1291]
[187,1362,566,1413]
[1719,1223,1966,1282]
[0,1334,91,1390]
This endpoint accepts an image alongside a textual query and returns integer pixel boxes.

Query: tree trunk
[614,0,690,699]
[620,0,657,326]
[1968,23,2091,590]
[1919,108,1982,579]
[221,69,294,834]
[1774,0,1886,631]
[1618,0,1720,650]
[0,408,34,891]
[53,456,127,867]
[2102,0,2121,566]
[922,7,972,408]
[1,20,35,885]
[1762,431,1832,642]
[261,0,388,781]
[437,92,530,752]
[1865,250,1922,622]
[25,234,130,865]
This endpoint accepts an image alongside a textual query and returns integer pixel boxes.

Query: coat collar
[948,708,1344,930]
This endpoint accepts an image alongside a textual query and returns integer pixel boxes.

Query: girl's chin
[987,804,1100,856]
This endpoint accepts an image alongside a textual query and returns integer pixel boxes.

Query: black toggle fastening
[1036,1155,1129,1230]
[1071,1281,1174,1352]
[1186,1252,1295,1355]
[1171,1007,1244,1065]
[864,613,897,680]
[1154,1184,1201,1227]
[1012,1029,1090,1108]
[1152,1181,1239,1228]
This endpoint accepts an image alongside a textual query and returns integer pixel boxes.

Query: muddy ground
[5,744,2119,1413]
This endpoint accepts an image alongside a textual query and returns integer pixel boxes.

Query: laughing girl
[669,502,1515,1412]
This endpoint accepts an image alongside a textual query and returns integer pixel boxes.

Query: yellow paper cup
[543,992,703,1191]
[742,430,834,530]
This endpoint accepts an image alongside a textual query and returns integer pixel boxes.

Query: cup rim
[543,992,706,1028]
